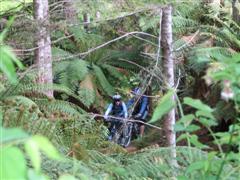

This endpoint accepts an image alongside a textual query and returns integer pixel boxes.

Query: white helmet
[112,94,121,101]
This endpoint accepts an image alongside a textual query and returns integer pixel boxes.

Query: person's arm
[122,102,128,118]
[126,98,134,109]
[138,96,148,115]
[104,103,113,119]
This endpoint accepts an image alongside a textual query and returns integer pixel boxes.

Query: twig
[55,31,158,61]
[13,34,74,52]
[174,30,200,52]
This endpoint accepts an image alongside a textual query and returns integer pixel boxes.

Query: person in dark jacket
[104,95,128,140]
[127,87,149,137]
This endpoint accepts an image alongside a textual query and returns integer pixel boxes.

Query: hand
[134,113,142,119]
[104,115,109,121]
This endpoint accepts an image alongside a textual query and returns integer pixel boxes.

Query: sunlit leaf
[0,127,28,144]
[25,139,41,172]
[0,147,27,180]
[183,97,213,113]
[32,136,62,160]
[149,89,175,123]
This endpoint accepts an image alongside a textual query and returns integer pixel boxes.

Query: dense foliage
[0,0,239,179]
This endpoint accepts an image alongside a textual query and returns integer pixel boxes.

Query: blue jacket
[104,102,128,118]
[127,96,149,117]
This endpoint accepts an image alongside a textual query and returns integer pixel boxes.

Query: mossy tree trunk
[161,5,176,149]
[34,0,53,97]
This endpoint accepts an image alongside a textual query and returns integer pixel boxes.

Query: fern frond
[93,64,114,96]
[187,46,233,73]
[101,64,124,80]
[52,47,75,61]
[35,99,85,116]
[173,16,198,35]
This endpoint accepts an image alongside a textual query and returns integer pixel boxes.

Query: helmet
[112,94,121,101]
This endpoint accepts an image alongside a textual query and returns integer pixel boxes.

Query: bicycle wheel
[120,122,133,147]
[112,124,123,145]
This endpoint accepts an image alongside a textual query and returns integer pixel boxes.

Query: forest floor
[124,123,218,153]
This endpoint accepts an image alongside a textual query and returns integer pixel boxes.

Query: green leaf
[0,127,29,144]
[59,174,78,180]
[178,114,195,127]
[183,97,213,113]
[174,124,186,132]
[0,107,3,126]
[189,135,207,148]
[93,64,114,96]
[0,147,27,180]
[196,110,215,119]
[185,124,200,132]
[177,175,188,180]
[0,17,15,42]
[25,139,41,173]
[3,46,24,69]
[149,89,175,123]
[198,118,217,127]
[186,161,205,174]
[176,134,189,142]
[32,136,62,160]
[0,46,17,83]
[28,169,47,180]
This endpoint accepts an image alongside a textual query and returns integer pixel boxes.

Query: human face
[115,100,121,105]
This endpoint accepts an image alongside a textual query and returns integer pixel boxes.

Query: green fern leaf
[92,65,114,96]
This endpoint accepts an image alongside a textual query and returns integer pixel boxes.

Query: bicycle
[105,116,133,147]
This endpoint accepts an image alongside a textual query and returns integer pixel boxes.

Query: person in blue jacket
[104,94,128,140]
[127,87,149,137]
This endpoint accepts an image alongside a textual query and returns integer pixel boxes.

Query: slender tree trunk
[34,0,53,97]
[83,13,90,31]
[161,5,176,149]
[232,0,240,24]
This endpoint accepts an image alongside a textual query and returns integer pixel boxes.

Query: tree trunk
[34,0,53,97]
[161,5,176,148]
[232,0,240,24]
[83,13,90,31]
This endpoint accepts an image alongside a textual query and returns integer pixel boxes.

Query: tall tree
[34,0,53,97]
[161,5,176,148]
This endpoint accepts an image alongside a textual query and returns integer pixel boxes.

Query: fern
[78,88,96,108]
[93,64,114,96]
[52,47,74,61]
[187,46,233,74]
[173,16,198,35]
[101,64,124,80]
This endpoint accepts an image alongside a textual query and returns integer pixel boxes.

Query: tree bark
[232,0,240,24]
[34,0,53,97]
[161,5,176,148]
